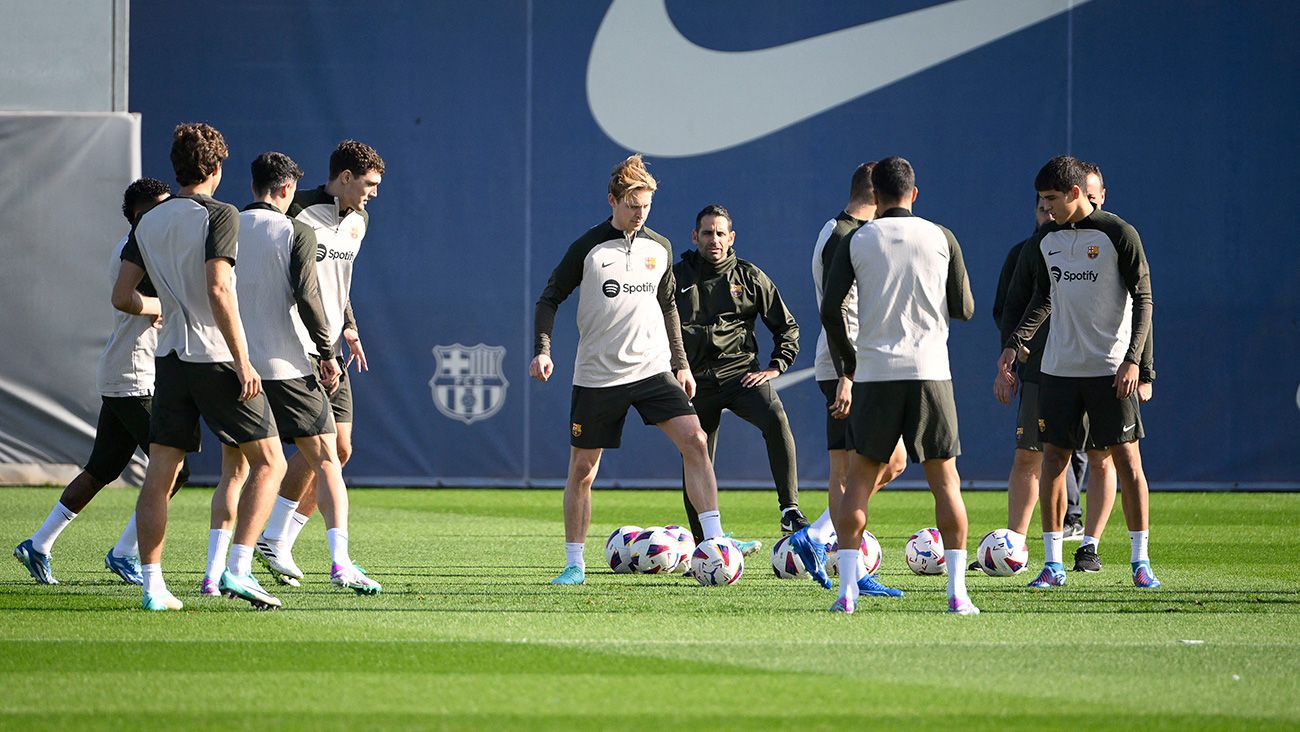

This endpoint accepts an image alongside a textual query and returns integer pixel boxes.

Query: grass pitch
[1,487,1298,730]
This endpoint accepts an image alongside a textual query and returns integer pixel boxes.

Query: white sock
[1044,531,1064,565]
[327,528,351,569]
[1082,535,1099,549]
[30,503,77,555]
[1129,530,1149,563]
[206,529,232,580]
[807,507,835,545]
[945,550,968,599]
[228,544,253,576]
[260,496,300,543]
[565,542,585,569]
[113,512,139,557]
[698,510,723,540]
[283,511,311,550]
[141,563,165,595]
[838,549,862,604]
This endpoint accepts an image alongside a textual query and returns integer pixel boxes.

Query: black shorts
[85,396,191,488]
[317,357,353,423]
[569,372,695,449]
[264,375,336,441]
[1015,380,1045,452]
[818,379,850,451]
[845,380,960,463]
[150,353,277,452]
[1039,374,1143,450]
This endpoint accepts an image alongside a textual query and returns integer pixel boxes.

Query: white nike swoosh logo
[588,0,1088,157]
[1123,424,1136,432]
[680,285,695,293]
[771,366,818,392]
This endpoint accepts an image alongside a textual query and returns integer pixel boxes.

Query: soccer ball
[770,534,807,579]
[664,525,694,574]
[825,531,881,576]
[604,525,642,573]
[905,527,946,575]
[629,527,679,574]
[691,538,744,586]
[976,528,1029,576]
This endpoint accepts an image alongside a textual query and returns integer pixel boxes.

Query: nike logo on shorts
[1123,423,1136,432]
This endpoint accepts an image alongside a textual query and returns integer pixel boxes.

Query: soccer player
[994,162,1154,574]
[201,152,380,597]
[530,154,729,586]
[112,122,286,611]
[256,140,383,585]
[673,203,798,546]
[13,178,189,586]
[789,162,906,593]
[820,156,977,614]
[1000,155,1160,590]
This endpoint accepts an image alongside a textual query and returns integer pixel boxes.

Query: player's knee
[679,429,710,461]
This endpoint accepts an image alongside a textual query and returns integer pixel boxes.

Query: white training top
[96,236,157,396]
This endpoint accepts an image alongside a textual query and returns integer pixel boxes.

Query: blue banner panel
[130,1,1300,487]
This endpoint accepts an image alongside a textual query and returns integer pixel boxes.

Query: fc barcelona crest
[1087,245,1099,259]
[645,256,657,270]
[428,343,509,425]
[730,283,744,297]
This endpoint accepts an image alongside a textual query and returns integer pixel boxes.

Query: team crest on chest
[351,225,360,240]
[644,256,657,270]
[1087,245,1099,259]
[730,283,743,298]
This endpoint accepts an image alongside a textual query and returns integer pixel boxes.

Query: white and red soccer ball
[976,528,1029,576]
[604,525,642,574]
[905,527,946,575]
[770,534,807,579]
[691,537,744,586]
[825,531,882,576]
[664,525,694,574]
[629,527,679,574]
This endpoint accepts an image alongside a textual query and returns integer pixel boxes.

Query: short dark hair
[170,123,229,186]
[1081,160,1104,189]
[694,203,732,231]
[328,140,385,180]
[870,156,915,202]
[251,152,304,197]
[1034,155,1087,194]
[849,162,875,203]
[121,177,170,224]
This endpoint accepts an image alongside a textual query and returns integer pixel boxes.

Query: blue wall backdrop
[131,0,1300,487]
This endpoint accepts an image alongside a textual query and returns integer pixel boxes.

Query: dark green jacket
[673,249,799,383]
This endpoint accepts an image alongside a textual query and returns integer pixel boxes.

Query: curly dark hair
[170,123,229,186]
[251,151,304,196]
[121,177,170,224]
[328,139,385,180]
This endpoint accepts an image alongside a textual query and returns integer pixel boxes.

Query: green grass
[2,487,1298,730]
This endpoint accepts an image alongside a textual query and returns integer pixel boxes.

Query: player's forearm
[533,301,557,357]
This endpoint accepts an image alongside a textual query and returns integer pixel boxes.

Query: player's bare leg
[1073,449,1116,572]
[1029,443,1072,588]
[203,445,246,595]
[293,432,378,594]
[923,457,976,613]
[1007,448,1041,536]
[552,447,601,585]
[218,438,288,608]
[1109,440,1159,586]
[828,452,887,610]
[136,444,185,608]
[659,415,726,537]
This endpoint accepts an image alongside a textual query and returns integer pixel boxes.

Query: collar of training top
[876,207,913,218]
